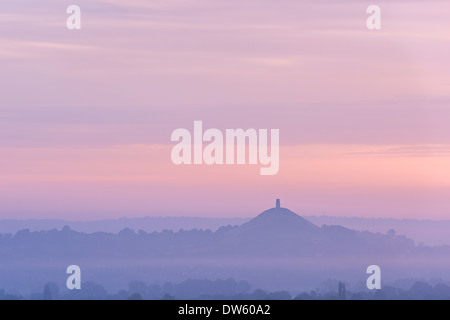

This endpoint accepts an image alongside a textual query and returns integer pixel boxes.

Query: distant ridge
[2,200,450,245]
[0,199,428,260]
[0,217,249,234]
[222,200,327,253]
[0,199,448,295]
[232,200,320,238]
[239,206,320,234]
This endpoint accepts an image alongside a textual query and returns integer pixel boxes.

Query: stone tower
[276,199,280,209]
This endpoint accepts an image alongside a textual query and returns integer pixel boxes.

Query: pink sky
[1,0,450,219]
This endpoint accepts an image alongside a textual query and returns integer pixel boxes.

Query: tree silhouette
[338,282,346,300]
[43,284,52,300]
[161,293,175,300]
[128,293,143,300]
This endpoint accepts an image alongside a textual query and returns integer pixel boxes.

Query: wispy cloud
[1,0,450,219]
[343,145,450,157]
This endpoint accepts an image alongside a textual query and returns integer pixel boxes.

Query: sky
[1,0,450,220]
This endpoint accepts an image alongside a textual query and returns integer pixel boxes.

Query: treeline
[2,279,450,300]
[0,224,441,259]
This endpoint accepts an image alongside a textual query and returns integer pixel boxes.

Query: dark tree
[338,282,346,300]
[43,284,52,300]
[128,293,143,300]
